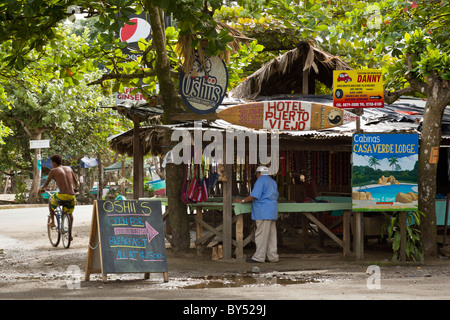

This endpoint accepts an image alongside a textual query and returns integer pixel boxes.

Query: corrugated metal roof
[212,95,450,140]
[108,95,450,155]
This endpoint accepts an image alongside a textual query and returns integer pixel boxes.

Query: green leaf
[315,25,328,32]
[392,232,401,251]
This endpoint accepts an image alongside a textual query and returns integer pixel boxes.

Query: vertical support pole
[133,119,144,199]
[196,207,203,256]
[301,214,309,251]
[302,47,309,95]
[443,194,449,247]
[343,210,351,257]
[355,212,364,260]
[302,69,309,95]
[400,211,407,261]
[97,153,103,199]
[223,163,233,260]
[236,214,244,261]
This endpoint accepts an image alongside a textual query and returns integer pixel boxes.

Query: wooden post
[132,120,144,199]
[196,207,203,256]
[355,212,364,260]
[343,210,351,257]
[236,214,244,261]
[222,163,233,260]
[400,211,407,261]
[302,69,309,95]
[97,153,103,199]
[301,214,309,251]
[443,194,449,247]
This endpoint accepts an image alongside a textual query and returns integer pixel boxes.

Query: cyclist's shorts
[50,193,76,214]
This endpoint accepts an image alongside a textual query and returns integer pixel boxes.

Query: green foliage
[383,211,425,262]
[227,40,264,89]
[0,23,131,174]
[403,29,450,81]
[0,0,137,71]
[13,175,28,204]
[229,0,450,97]
[0,119,11,145]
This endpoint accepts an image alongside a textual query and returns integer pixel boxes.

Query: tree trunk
[145,2,190,252]
[132,118,144,199]
[97,152,103,200]
[166,163,190,252]
[418,77,450,257]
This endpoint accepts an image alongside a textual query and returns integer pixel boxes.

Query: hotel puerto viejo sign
[179,53,228,114]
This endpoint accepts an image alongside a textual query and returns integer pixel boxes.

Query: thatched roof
[230,41,352,100]
[108,126,166,157]
[104,100,163,124]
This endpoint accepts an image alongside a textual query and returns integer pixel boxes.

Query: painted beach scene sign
[352,133,419,211]
[217,100,358,131]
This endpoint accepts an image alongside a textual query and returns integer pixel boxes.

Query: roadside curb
[0,204,48,210]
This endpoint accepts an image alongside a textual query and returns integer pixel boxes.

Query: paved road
[0,204,94,235]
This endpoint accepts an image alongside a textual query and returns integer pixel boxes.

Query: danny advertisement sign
[333,69,384,109]
[352,133,419,211]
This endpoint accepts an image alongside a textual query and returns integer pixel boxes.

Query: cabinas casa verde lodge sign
[179,53,228,114]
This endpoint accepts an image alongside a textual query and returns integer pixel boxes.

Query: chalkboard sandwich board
[85,200,168,283]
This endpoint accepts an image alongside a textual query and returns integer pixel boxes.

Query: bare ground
[0,205,449,301]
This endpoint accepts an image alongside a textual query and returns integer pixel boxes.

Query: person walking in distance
[40,154,78,231]
[234,166,279,263]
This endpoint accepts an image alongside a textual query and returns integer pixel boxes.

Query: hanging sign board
[85,200,168,282]
[429,147,439,164]
[333,69,384,108]
[352,133,419,211]
[179,53,228,114]
[30,140,50,149]
[114,12,152,104]
[217,100,358,131]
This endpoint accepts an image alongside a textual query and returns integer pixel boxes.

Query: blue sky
[353,153,418,171]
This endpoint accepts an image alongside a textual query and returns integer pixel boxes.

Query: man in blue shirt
[234,166,279,263]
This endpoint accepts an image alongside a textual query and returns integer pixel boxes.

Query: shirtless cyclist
[40,154,79,230]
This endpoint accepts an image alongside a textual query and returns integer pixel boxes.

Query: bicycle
[43,191,73,249]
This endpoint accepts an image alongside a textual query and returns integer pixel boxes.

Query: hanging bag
[181,164,192,204]
[187,165,199,202]
[188,163,209,203]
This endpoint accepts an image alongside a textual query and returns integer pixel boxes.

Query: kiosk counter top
[188,201,351,215]
[140,197,352,215]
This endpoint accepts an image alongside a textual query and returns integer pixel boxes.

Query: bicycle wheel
[47,215,60,247]
[61,212,72,249]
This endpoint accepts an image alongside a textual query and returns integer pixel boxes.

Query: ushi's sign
[179,53,228,114]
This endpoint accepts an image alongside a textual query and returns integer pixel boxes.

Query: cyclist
[40,154,79,232]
